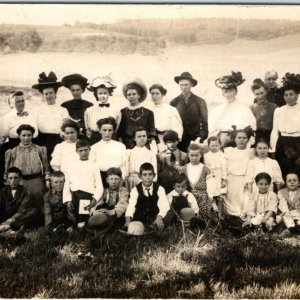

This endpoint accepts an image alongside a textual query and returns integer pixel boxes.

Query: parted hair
[97,117,117,131]
[254,172,272,184]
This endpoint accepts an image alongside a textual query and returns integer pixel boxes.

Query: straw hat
[122,78,147,102]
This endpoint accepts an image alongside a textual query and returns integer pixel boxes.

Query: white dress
[224,147,254,216]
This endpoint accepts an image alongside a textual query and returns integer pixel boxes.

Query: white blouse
[270,103,300,152]
[208,101,256,136]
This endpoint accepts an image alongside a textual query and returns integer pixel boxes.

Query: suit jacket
[170,93,208,141]
[0,185,37,222]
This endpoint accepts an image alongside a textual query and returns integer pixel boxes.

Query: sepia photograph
[0,3,300,298]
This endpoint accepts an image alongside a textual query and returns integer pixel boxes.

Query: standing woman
[61,73,93,134]
[84,76,120,145]
[117,78,157,150]
[148,84,183,152]
[5,124,49,212]
[32,72,69,162]
[0,90,38,186]
[208,71,256,148]
[270,73,300,178]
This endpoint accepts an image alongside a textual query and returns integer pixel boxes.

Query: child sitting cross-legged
[278,172,300,235]
[63,139,103,229]
[0,167,39,235]
[167,173,199,223]
[124,162,170,235]
[88,167,129,234]
[242,172,278,232]
[44,171,73,232]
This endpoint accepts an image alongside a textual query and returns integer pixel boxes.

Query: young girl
[117,78,157,150]
[246,138,283,195]
[84,75,120,145]
[224,128,255,218]
[125,127,157,192]
[51,119,80,174]
[179,143,215,225]
[204,136,227,218]
[242,172,278,232]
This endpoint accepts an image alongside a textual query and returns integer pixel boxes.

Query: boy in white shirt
[63,139,103,228]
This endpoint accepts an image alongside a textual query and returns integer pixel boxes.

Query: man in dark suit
[170,72,208,152]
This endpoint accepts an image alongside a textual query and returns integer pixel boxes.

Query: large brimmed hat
[278,72,300,94]
[87,75,116,92]
[174,72,198,87]
[122,78,147,102]
[215,71,245,89]
[62,73,88,90]
[87,212,114,234]
[180,207,195,222]
[32,71,63,92]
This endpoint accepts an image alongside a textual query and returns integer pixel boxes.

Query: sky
[0,4,300,26]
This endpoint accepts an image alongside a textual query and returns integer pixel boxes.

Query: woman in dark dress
[117,78,157,150]
[61,73,93,134]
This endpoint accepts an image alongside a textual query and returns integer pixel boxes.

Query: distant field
[0,34,300,116]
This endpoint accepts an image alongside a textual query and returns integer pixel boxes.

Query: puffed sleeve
[270,107,279,153]
[245,159,255,184]
[4,149,14,173]
[171,107,183,141]
[50,143,62,171]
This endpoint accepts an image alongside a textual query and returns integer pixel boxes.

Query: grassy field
[1,225,300,298]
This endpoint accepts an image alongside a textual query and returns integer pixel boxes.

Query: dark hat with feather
[32,71,63,93]
[215,71,245,89]
[278,72,300,94]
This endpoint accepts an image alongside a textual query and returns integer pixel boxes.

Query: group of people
[0,69,300,238]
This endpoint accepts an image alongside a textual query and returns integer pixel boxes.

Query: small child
[157,130,188,194]
[124,163,170,235]
[278,172,300,235]
[179,143,216,227]
[0,167,39,234]
[44,171,73,232]
[88,167,129,233]
[242,172,277,232]
[204,136,227,219]
[63,139,103,228]
[90,117,127,186]
[167,173,199,222]
[246,138,284,194]
[125,127,157,192]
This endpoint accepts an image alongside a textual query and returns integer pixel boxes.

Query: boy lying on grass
[124,162,170,235]
[0,167,39,235]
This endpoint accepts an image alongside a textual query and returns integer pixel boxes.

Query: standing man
[170,72,208,152]
[264,70,286,107]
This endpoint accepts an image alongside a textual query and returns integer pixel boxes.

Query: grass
[0,225,300,298]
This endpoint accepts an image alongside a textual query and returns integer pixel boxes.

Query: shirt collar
[170,190,189,197]
[142,183,153,190]
[180,93,192,103]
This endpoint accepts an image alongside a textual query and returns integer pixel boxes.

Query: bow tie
[99,103,110,107]
[17,111,29,116]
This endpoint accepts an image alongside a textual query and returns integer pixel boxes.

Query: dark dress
[170,93,208,152]
[61,99,93,132]
[117,106,157,149]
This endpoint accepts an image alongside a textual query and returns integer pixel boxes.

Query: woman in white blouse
[270,72,300,178]
[148,84,183,152]
[32,71,69,161]
[208,71,256,148]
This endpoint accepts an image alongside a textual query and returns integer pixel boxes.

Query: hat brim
[62,74,89,89]
[215,78,245,89]
[32,82,63,91]
[122,79,148,102]
[87,213,114,234]
[87,84,116,92]
[174,76,197,87]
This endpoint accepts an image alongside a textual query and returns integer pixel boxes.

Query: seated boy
[124,162,170,235]
[157,130,188,194]
[278,172,300,235]
[44,171,73,232]
[63,139,103,228]
[0,167,39,234]
[167,173,199,223]
[88,167,129,233]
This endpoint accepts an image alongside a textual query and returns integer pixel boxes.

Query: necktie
[145,188,151,197]
[170,152,176,164]
[99,103,110,107]
[17,111,29,116]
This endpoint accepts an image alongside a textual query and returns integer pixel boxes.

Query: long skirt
[275,136,300,179]
[224,174,249,217]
